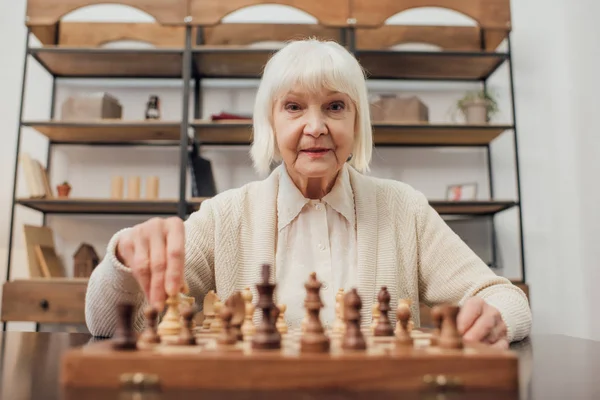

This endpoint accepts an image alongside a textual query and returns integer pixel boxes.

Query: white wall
[2,1,594,339]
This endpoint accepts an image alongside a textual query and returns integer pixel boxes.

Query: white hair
[250,38,373,177]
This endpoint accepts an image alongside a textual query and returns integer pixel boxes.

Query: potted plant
[56,181,71,198]
[457,90,499,124]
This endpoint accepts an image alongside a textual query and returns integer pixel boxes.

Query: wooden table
[1,331,599,399]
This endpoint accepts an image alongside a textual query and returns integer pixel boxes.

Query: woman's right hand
[115,217,185,310]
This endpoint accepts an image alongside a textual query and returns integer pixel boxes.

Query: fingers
[457,297,484,335]
[490,338,509,350]
[164,217,185,296]
[131,227,151,301]
[463,303,506,344]
[148,220,167,310]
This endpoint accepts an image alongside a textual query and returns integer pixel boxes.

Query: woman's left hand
[457,297,508,349]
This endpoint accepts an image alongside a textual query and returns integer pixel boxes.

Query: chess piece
[138,305,160,347]
[395,299,414,334]
[112,302,137,350]
[157,295,182,338]
[251,264,281,350]
[332,288,345,335]
[437,305,463,350]
[145,95,160,120]
[300,273,330,353]
[176,305,197,346]
[179,296,196,330]
[127,176,140,199]
[430,305,443,346]
[241,287,256,337]
[374,286,394,337]
[395,304,414,347]
[227,292,246,341]
[370,302,379,334]
[211,301,224,333]
[217,302,237,347]
[202,290,218,330]
[342,288,366,351]
[276,304,288,334]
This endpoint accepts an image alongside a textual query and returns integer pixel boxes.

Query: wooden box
[370,95,429,123]
[61,93,122,121]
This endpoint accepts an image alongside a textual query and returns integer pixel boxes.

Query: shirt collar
[277,163,355,231]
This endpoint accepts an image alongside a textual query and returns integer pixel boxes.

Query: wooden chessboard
[60,326,518,392]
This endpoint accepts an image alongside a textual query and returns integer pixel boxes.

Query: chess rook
[251,264,281,350]
[300,272,330,353]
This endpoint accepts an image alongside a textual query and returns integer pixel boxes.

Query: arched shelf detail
[188,0,350,27]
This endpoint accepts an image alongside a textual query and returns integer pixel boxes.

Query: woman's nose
[303,110,327,137]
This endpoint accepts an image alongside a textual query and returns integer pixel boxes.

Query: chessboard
[60,265,519,393]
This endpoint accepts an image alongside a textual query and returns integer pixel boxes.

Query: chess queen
[86,39,531,349]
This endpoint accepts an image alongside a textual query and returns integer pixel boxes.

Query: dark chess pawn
[437,305,463,350]
[217,303,237,347]
[395,305,414,347]
[138,305,161,347]
[342,288,367,351]
[430,305,443,346]
[112,302,137,350]
[300,272,330,353]
[176,305,197,346]
[374,286,394,337]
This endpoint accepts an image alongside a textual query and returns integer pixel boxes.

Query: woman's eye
[285,103,301,111]
[330,101,345,111]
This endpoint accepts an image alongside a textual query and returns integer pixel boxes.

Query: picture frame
[446,183,478,201]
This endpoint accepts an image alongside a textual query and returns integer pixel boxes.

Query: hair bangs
[267,40,360,104]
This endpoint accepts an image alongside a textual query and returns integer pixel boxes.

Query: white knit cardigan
[85,164,532,342]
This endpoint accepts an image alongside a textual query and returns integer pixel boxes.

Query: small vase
[462,99,488,124]
[57,185,71,198]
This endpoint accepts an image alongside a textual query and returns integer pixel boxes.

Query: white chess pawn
[276,304,288,334]
[241,287,255,337]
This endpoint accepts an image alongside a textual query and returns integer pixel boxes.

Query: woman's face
[272,85,356,180]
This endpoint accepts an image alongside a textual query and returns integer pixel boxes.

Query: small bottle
[145,95,160,120]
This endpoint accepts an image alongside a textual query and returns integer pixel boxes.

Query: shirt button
[322,282,329,290]
[315,204,322,211]
[318,243,325,251]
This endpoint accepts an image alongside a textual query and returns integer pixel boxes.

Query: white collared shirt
[275,164,358,330]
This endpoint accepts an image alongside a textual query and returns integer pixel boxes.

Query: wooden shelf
[193,47,275,78]
[192,47,507,80]
[192,120,511,146]
[355,50,508,80]
[22,120,182,144]
[16,197,515,217]
[372,123,512,146]
[30,47,184,78]
[431,201,517,215]
[16,198,209,215]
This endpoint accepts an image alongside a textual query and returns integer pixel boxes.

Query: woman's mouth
[301,148,331,158]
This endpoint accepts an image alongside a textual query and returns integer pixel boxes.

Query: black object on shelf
[188,140,217,198]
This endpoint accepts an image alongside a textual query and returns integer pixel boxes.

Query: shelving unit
[2,0,527,330]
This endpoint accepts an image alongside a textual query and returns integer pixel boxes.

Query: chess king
[85,39,531,349]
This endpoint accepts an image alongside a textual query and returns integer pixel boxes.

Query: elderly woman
[85,39,531,348]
